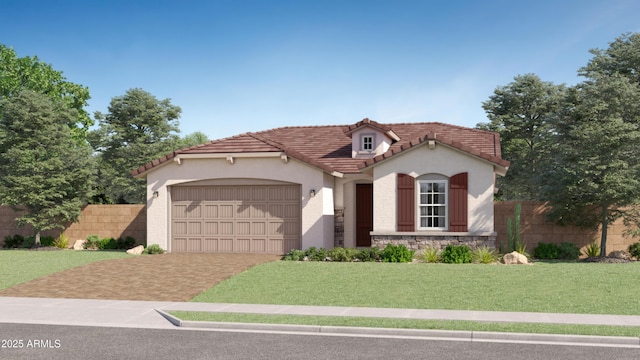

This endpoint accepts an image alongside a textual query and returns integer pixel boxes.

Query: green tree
[0,90,95,245]
[478,74,565,200]
[89,88,182,204]
[543,73,640,256]
[0,44,91,142]
[581,32,640,86]
[177,131,210,149]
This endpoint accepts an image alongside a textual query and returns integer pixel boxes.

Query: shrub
[628,242,640,259]
[98,237,118,250]
[533,242,560,259]
[39,236,56,247]
[328,247,358,262]
[116,236,137,250]
[422,247,440,263]
[357,247,383,262]
[583,241,600,258]
[281,249,305,261]
[54,234,70,249]
[21,236,35,248]
[84,234,101,249]
[143,244,165,254]
[381,244,415,263]
[472,246,498,264]
[440,244,472,264]
[3,235,25,248]
[304,247,328,261]
[558,242,580,260]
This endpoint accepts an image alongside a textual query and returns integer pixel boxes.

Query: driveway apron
[0,253,280,302]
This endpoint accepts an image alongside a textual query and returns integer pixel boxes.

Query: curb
[155,310,640,348]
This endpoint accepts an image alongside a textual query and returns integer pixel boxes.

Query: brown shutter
[449,172,468,232]
[397,173,415,231]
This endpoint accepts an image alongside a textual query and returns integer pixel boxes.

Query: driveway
[0,253,280,302]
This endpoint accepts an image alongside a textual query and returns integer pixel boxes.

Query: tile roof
[131,119,509,177]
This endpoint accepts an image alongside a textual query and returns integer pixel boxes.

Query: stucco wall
[371,143,496,233]
[144,156,331,251]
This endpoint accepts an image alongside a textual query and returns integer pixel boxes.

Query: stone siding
[371,233,496,251]
[334,208,344,247]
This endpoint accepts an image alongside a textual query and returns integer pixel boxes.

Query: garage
[170,185,301,254]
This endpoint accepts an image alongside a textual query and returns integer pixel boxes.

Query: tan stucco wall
[145,156,331,251]
[371,142,496,233]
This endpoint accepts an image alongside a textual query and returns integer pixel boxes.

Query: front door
[356,184,373,247]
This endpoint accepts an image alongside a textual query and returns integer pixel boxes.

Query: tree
[0,44,91,142]
[0,90,95,245]
[89,88,182,204]
[478,74,565,200]
[177,131,210,149]
[581,32,640,86]
[542,73,640,256]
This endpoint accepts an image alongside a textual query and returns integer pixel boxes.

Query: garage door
[171,185,301,254]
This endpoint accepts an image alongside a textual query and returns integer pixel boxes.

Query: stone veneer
[334,208,345,247]
[371,233,497,251]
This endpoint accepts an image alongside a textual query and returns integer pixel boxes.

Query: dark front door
[356,184,373,247]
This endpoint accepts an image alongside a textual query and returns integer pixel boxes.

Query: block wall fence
[0,202,637,253]
[0,205,146,247]
[494,201,636,255]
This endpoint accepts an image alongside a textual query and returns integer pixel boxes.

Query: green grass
[0,250,132,290]
[168,311,640,338]
[192,261,640,315]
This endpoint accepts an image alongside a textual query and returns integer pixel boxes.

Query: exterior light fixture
[153,191,159,198]
[309,189,316,198]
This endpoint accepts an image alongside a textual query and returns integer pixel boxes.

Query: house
[132,118,509,254]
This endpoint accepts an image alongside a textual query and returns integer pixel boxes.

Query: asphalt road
[0,323,638,360]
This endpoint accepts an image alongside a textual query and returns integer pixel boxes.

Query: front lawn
[192,261,640,315]
[0,250,131,290]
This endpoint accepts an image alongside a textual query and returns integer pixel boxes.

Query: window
[418,180,448,229]
[361,135,374,151]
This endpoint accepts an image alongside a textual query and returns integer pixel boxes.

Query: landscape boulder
[72,239,87,250]
[126,245,144,255]
[502,251,529,265]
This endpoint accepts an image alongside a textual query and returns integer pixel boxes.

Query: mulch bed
[0,253,280,302]
[580,256,634,263]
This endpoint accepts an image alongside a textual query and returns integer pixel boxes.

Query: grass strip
[168,311,640,338]
[0,250,131,290]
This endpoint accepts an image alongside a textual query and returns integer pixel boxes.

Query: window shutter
[397,173,415,231]
[449,172,468,232]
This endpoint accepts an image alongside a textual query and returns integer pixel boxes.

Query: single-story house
[132,118,509,254]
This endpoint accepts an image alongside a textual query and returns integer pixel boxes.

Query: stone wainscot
[370,232,497,251]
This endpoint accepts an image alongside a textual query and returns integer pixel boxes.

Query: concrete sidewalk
[0,297,639,347]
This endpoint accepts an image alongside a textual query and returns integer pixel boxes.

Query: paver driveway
[0,253,280,302]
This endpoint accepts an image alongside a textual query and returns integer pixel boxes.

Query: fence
[494,201,636,255]
[0,205,146,247]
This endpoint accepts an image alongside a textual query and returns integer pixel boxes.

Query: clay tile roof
[132,119,509,177]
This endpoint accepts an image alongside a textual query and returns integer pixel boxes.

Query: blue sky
[2,0,639,139]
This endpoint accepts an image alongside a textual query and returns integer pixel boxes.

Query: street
[0,323,638,360]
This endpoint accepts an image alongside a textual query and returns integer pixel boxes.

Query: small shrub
[304,247,328,261]
[116,236,136,250]
[558,242,580,260]
[3,235,25,248]
[143,244,165,254]
[533,242,560,259]
[472,246,498,264]
[357,247,383,262]
[328,247,356,262]
[98,237,118,250]
[39,236,56,247]
[84,234,101,249]
[281,249,305,261]
[440,244,472,264]
[54,234,70,249]
[381,244,415,263]
[628,242,640,259]
[422,247,440,263]
[583,241,600,258]
[21,236,35,248]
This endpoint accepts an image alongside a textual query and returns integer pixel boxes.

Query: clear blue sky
[2,0,639,140]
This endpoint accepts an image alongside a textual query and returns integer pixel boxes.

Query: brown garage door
[171,185,301,254]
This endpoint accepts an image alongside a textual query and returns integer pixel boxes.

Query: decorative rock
[609,250,630,260]
[126,245,144,255]
[72,239,87,250]
[502,251,529,265]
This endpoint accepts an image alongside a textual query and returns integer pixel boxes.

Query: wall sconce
[309,189,316,198]
[153,191,159,198]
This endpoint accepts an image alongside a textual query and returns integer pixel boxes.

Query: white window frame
[361,134,375,152]
[417,179,448,230]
